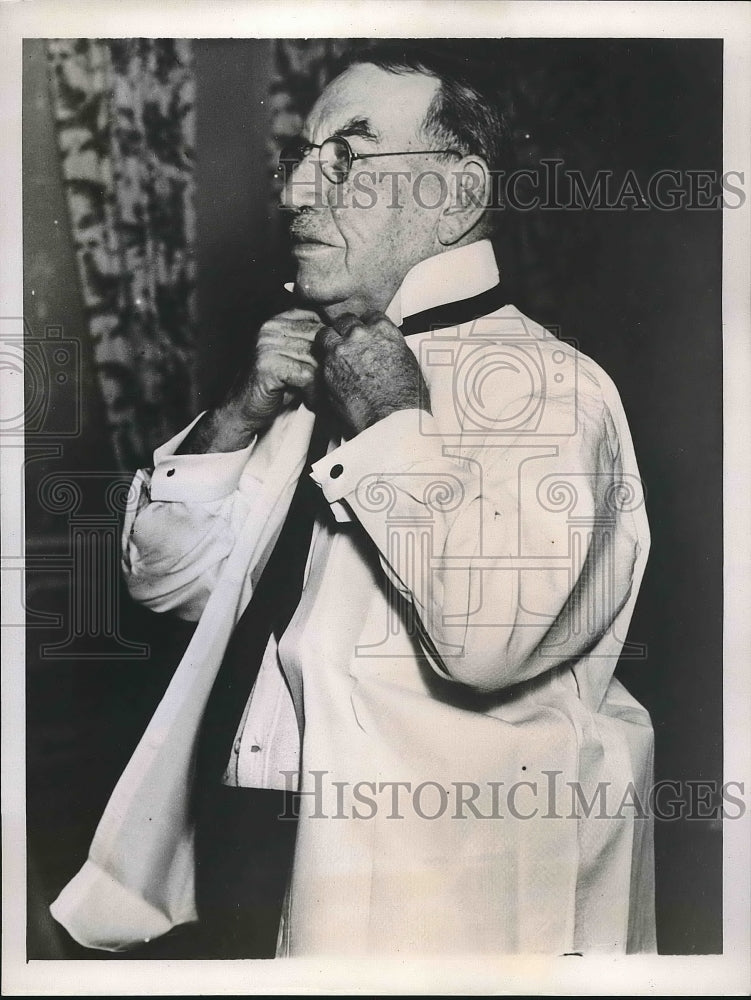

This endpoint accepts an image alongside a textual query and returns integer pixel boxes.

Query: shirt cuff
[310,409,446,504]
[150,412,257,502]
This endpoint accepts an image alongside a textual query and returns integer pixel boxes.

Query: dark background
[23,38,723,956]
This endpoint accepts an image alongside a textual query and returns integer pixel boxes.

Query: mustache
[287,210,338,245]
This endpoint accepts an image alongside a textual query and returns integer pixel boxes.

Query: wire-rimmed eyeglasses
[277,134,462,185]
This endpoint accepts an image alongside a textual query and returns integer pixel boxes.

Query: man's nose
[280,150,329,211]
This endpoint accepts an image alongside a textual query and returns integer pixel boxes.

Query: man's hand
[228,308,323,430]
[314,312,431,435]
[178,309,323,454]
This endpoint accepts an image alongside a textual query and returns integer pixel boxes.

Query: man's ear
[437,156,491,245]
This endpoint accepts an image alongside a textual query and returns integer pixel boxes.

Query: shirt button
[233,738,241,754]
[330,463,344,479]
[250,744,261,753]
[166,468,175,477]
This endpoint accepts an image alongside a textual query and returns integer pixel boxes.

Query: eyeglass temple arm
[281,143,461,161]
[352,149,462,160]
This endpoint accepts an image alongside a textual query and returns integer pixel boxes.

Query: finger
[313,325,342,358]
[253,350,316,396]
[272,346,319,370]
[299,380,320,412]
[269,307,323,323]
[257,331,321,357]
[361,310,402,339]
[276,357,317,391]
[331,313,363,339]
[291,322,330,343]
[360,309,387,325]
[264,311,329,341]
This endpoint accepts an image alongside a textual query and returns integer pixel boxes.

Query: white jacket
[51,241,655,955]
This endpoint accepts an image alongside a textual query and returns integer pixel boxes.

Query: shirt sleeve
[122,413,262,621]
[311,400,644,693]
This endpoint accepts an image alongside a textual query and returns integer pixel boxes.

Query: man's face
[282,63,449,318]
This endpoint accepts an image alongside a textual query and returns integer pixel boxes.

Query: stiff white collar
[385,239,500,327]
[284,239,500,326]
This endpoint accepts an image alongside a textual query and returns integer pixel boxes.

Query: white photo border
[1,1,749,995]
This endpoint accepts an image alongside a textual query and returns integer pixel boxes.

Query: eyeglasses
[277,134,462,185]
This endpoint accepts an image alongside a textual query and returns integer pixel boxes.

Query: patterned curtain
[46,39,198,471]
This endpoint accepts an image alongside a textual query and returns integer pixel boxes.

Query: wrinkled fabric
[51,241,654,955]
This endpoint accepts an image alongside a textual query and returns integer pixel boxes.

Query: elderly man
[52,44,655,957]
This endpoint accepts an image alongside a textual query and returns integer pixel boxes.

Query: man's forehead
[305,63,441,145]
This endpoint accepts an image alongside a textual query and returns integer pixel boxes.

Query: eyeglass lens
[278,137,351,182]
[319,138,350,181]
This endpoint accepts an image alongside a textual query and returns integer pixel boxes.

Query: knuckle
[255,353,272,375]
[312,331,329,357]
[259,318,281,337]
[375,316,399,337]
[334,313,361,337]
[348,324,368,342]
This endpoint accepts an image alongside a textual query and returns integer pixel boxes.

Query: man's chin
[291,264,382,321]
[292,266,350,311]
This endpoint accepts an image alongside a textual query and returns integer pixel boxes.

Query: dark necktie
[195,281,508,787]
[191,282,506,957]
[194,412,332,787]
